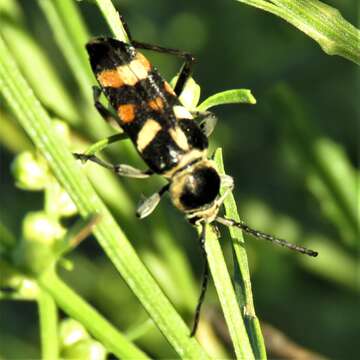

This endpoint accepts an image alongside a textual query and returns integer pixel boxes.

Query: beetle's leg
[136,184,170,219]
[220,174,234,190]
[190,222,209,336]
[73,153,153,179]
[92,86,120,126]
[192,111,218,137]
[213,174,235,209]
[73,85,133,165]
[75,132,128,160]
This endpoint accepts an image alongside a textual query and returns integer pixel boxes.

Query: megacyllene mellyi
[74,18,318,336]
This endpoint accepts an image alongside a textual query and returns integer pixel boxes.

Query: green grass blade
[214,149,267,359]
[0,34,209,360]
[236,0,360,65]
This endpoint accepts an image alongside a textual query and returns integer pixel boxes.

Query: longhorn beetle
[74,20,318,336]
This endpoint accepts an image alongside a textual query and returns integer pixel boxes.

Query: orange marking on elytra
[148,97,164,111]
[164,81,176,95]
[118,104,136,123]
[135,52,151,72]
[97,69,124,88]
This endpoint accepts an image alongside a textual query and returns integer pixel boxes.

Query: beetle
[74,24,317,336]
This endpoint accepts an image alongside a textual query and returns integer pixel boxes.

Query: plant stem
[37,289,59,360]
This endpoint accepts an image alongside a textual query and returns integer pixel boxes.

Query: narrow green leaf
[93,0,129,41]
[236,0,360,65]
[214,149,267,359]
[204,225,255,359]
[198,89,256,112]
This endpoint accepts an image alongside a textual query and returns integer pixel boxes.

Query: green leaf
[198,89,256,112]
[236,0,360,65]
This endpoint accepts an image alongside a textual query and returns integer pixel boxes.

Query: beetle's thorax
[169,158,221,223]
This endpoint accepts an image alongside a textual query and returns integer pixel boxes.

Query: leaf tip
[248,92,257,104]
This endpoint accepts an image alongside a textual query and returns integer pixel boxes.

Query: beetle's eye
[180,167,220,209]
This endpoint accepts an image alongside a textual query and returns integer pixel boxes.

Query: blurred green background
[0,0,358,358]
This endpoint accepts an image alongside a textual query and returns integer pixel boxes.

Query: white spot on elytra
[173,105,193,119]
[117,58,149,86]
[169,127,189,150]
[137,119,162,151]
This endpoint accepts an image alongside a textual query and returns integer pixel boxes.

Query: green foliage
[0,0,358,358]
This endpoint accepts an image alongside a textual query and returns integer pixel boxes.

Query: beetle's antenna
[190,222,210,336]
[216,216,318,257]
